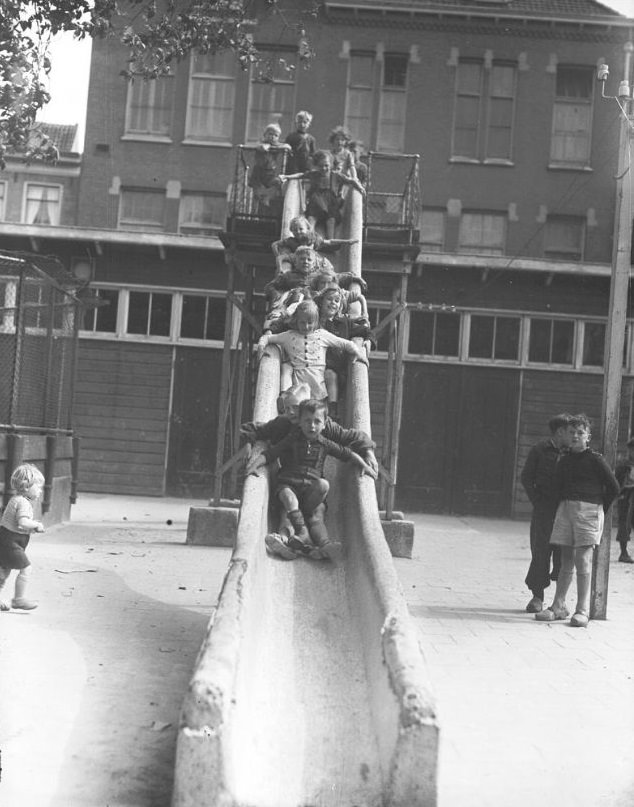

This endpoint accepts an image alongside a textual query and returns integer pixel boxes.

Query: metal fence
[0,252,81,431]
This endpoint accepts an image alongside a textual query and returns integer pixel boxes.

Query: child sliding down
[247,398,375,560]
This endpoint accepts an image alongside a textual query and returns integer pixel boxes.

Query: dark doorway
[166,347,222,498]
[396,364,520,516]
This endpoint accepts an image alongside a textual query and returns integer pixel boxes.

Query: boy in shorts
[247,398,375,560]
[535,414,620,627]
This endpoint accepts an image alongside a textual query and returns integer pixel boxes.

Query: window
[119,190,165,232]
[550,66,594,167]
[528,318,574,365]
[23,184,62,225]
[345,52,408,152]
[186,52,235,142]
[0,277,17,333]
[582,321,605,367]
[127,291,172,337]
[83,288,119,333]
[378,54,408,152]
[544,216,584,261]
[125,75,174,137]
[408,310,460,357]
[458,213,506,255]
[452,61,516,161]
[247,51,295,143]
[0,181,6,220]
[345,54,374,148]
[180,295,226,340]
[179,193,226,235]
[468,314,520,360]
[419,210,446,252]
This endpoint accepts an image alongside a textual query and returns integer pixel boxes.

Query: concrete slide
[172,183,439,807]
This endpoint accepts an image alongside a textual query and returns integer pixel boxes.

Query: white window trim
[184,53,236,146]
[123,74,175,140]
[79,283,239,348]
[21,182,63,226]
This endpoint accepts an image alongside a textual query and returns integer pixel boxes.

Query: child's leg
[325,370,339,418]
[551,546,574,612]
[301,478,329,515]
[280,362,293,391]
[12,564,37,610]
[0,566,11,611]
[570,545,594,626]
[278,487,311,548]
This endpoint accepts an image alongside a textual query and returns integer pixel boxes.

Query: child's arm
[322,421,378,475]
[15,499,44,532]
[594,454,621,511]
[320,330,368,364]
[322,438,376,477]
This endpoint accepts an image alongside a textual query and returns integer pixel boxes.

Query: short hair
[313,149,331,165]
[299,398,328,418]
[292,246,317,266]
[328,125,352,145]
[263,122,281,136]
[289,215,311,233]
[291,300,319,329]
[570,413,592,432]
[295,110,313,123]
[548,413,573,433]
[11,463,44,494]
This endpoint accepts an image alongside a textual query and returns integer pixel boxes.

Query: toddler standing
[0,463,45,611]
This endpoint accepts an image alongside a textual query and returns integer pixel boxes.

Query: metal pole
[591,42,633,619]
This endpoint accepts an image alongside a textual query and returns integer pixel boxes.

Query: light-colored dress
[264,328,360,399]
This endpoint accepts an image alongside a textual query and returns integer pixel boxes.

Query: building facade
[6,0,632,513]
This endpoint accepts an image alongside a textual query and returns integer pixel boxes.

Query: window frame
[178,192,227,236]
[184,51,236,145]
[0,180,7,220]
[451,59,517,164]
[549,64,595,169]
[79,284,240,348]
[543,215,586,262]
[245,47,297,145]
[118,188,166,232]
[124,74,174,141]
[22,182,63,226]
[457,211,507,256]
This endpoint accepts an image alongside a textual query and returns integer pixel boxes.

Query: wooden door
[166,347,223,498]
[396,364,519,516]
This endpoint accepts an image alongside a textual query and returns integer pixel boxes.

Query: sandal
[569,612,589,628]
[535,606,569,622]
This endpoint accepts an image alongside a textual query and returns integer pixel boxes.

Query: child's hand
[34,522,45,533]
[354,346,369,365]
[246,453,267,476]
[240,422,258,441]
[365,450,379,477]
[257,335,270,358]
[350,453,377,479]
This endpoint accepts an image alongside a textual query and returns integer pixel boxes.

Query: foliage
[0,0,319,167]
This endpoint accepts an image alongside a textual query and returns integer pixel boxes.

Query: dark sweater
[554,449,620,511]
[263,427,354,479]
[243,415,375,455]
[520,439,562,507]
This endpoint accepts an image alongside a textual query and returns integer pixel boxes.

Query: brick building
[10,0,631,512]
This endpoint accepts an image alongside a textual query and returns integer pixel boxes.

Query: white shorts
[550,500,604,548]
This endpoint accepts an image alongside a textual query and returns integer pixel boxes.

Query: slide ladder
[173,176,438,807]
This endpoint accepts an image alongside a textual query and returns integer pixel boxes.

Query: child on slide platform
[247,398,375,560]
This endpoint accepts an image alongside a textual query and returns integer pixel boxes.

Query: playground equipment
[172,155,438,807]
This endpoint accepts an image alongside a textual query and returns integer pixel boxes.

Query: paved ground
[1,494,632,807]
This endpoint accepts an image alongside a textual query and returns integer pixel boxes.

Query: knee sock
[14,567,31,601]
[288,510,310,544]
[575,573,592,617]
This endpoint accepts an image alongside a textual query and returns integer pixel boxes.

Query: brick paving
[0,496,632,806]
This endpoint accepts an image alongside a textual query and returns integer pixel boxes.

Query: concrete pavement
[0,494,632,806]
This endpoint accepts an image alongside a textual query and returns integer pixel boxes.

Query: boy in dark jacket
[520,413,573,613]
